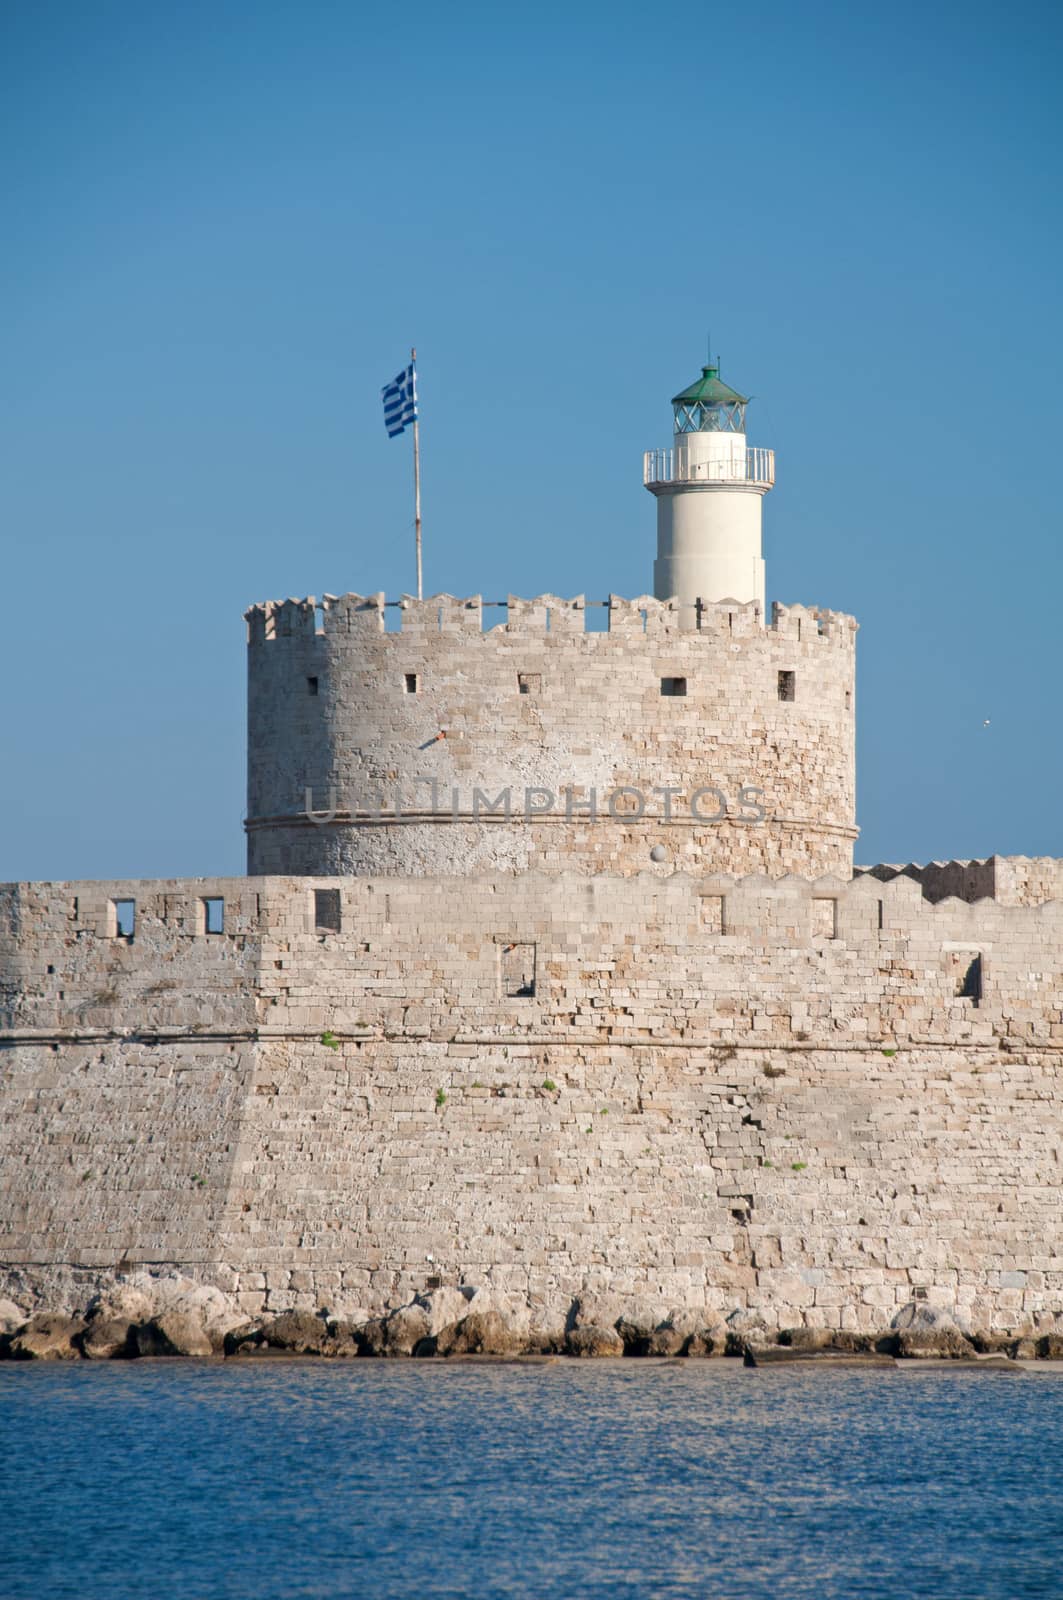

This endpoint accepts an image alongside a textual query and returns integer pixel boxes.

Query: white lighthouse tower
[645,356,774,625]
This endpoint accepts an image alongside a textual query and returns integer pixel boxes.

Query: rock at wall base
[566,1324,625,1358]
[436,1310,524,1357]
[6,1314,87,1361]
[0,1299,28,1336]
[80,1317,135,1360]
[226,1311,358,1357]
[894,1328,977,1360]
[133,1312,213,1358]
[383,1305,433,1357]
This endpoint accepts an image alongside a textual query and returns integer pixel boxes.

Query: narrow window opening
[877,898,884,931]
[518,672,541,696]
[307,676,319,696]
[661,676,687,697]
[813,898,838,939]
[640,608,648,632]
[845,689,852,711]
[314,604,325,634]
[404,672,419,694]
[778,670,796,702]
[47,964,55,975]
[500,940,536,998]
[315,888,342,934]
[544,608,552,632]
[112,899,135,939]
[958,954,983,1004]
[203,897,224,935]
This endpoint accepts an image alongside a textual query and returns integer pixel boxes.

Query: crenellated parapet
[243,592,856,646]
[857,856,1063,908]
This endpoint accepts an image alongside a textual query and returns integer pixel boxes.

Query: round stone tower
[645,357,773,625]
[245,358,857,880]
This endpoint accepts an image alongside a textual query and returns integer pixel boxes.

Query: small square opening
[661,676,687,697]
[307,676,319,696]
[112,899,135,939]
[314,888,342,933]
[404,673,419,694]
[203,897,224,935]
[518,673,541,696]
[778,670,796,702]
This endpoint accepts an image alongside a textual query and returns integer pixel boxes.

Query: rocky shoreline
[2,1273,1062,1366]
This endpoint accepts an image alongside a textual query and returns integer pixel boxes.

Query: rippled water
[2,1360,1062,1598]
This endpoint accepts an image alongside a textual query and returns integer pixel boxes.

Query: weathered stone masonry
[3,867,1061,1331]
[246,594,857,880]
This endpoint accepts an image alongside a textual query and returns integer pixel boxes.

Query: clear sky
[2,0,1060,882]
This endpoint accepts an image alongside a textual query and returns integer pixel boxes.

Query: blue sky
[2,0,1060,881]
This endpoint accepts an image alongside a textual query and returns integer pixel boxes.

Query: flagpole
[411,346,422,600]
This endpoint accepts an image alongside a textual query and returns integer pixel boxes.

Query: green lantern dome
[671,362,749,434]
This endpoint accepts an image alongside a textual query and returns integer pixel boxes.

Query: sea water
[1,1360,1061,1599]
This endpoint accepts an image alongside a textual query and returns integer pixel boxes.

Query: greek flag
[382,363,417,437]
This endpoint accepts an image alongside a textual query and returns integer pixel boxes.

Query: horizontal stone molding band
[243,811,860,839]
[0,1028,1055,1053]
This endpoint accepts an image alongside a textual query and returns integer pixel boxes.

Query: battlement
[244,593,856,647]
[856,856,1063,908]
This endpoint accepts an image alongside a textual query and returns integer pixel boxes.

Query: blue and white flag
[382,362,417,437]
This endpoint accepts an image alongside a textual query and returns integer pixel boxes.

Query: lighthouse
[645,356,774,624]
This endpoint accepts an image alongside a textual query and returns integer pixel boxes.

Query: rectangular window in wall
[202,897,224,935]
[112,899,135,939]
[778,670,796,702]
[314,888,342,933]
[404,672,419,694]
[948,950,983,1005]
[813,898,838,939]
[661,676,687,697]
[518,673,541,695]
[500,940,536,998]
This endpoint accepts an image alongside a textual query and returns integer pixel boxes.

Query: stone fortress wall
[3,865,1061,1332]
[246,593,857,881]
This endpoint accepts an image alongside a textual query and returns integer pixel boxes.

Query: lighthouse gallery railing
[643,446,775,488]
